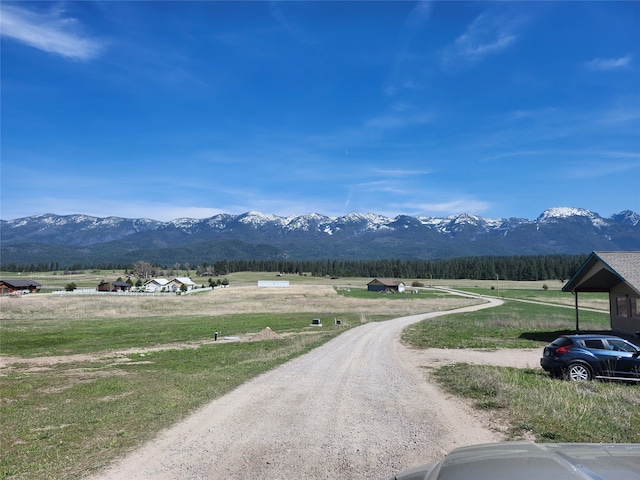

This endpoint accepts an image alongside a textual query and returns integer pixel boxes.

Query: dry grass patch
[0,284,480,322]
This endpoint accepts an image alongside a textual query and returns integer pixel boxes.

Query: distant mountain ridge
[1,207,639,267]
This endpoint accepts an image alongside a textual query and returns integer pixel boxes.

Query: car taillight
[556,345,571,355]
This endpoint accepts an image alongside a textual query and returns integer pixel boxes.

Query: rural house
[563,251,640,336]
[97,280,132,292]
[144,278,170,292]
[367,278,406,293]
[0,279,42,295]
[167,277,196,292]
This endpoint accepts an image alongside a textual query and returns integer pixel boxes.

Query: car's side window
[607,339,638,352]
[583,339,605,349]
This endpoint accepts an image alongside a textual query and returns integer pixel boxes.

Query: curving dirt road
[89,299,511,480]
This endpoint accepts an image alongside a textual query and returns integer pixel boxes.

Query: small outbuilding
[0,279,42,294]
[258,280,290,288]
[563,251,640,336]
[367,278,406,293]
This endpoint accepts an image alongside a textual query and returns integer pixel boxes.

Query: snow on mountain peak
[284,213,333,231]
[169,218,201,230]
[612,210,640,226]
[238,211,286,227]
[2,209,639,260]
[342,212,388,225]
[537,207,606,227]
[450,213,482,225]
[539,207,592,219]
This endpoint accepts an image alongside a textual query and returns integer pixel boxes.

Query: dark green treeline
[3,254,587,282]
[206,255,586,281]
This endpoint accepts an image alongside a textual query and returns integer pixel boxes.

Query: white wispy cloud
[0,4,103,60]
[585,55,632,71]
[442,12,521,68]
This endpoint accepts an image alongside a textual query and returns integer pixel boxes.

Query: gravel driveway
[90,298,531,480]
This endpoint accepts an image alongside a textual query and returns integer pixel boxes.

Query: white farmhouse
[168,277,197,292]
[144,278,170,292]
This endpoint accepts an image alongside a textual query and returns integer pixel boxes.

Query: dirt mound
[245,327,283,341]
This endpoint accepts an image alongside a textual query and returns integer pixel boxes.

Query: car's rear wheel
[566,362,592,381]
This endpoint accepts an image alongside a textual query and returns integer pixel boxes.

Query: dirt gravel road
[89,298,521,480]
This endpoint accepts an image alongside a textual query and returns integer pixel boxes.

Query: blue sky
[1,1,639,222]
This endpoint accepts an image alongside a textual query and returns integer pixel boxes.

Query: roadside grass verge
[433,364,640,443]
[0,329,342,479]
[401,300,610,349]
[402,300,639,444]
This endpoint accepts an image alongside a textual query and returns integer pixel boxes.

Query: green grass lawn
[401,300,610,349]
[433,363,640,443]
[459,286,608,305]
[1,312,370,357]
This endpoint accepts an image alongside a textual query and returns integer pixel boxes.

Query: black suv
[540,334,640,382]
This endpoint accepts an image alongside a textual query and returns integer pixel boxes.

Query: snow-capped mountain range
[1,208,639,266]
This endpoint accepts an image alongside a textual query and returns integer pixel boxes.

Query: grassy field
[0,282,479,479]
[401,300,611,349]
[1,276,636,479]
[459,286,609,310]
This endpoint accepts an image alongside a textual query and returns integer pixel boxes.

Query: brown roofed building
[97,280,132,292]
[367,278,406,293]
[0,279,42,295]
[563,251,640,336]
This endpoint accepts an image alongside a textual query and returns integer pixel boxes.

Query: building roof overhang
[563,251,640,296]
